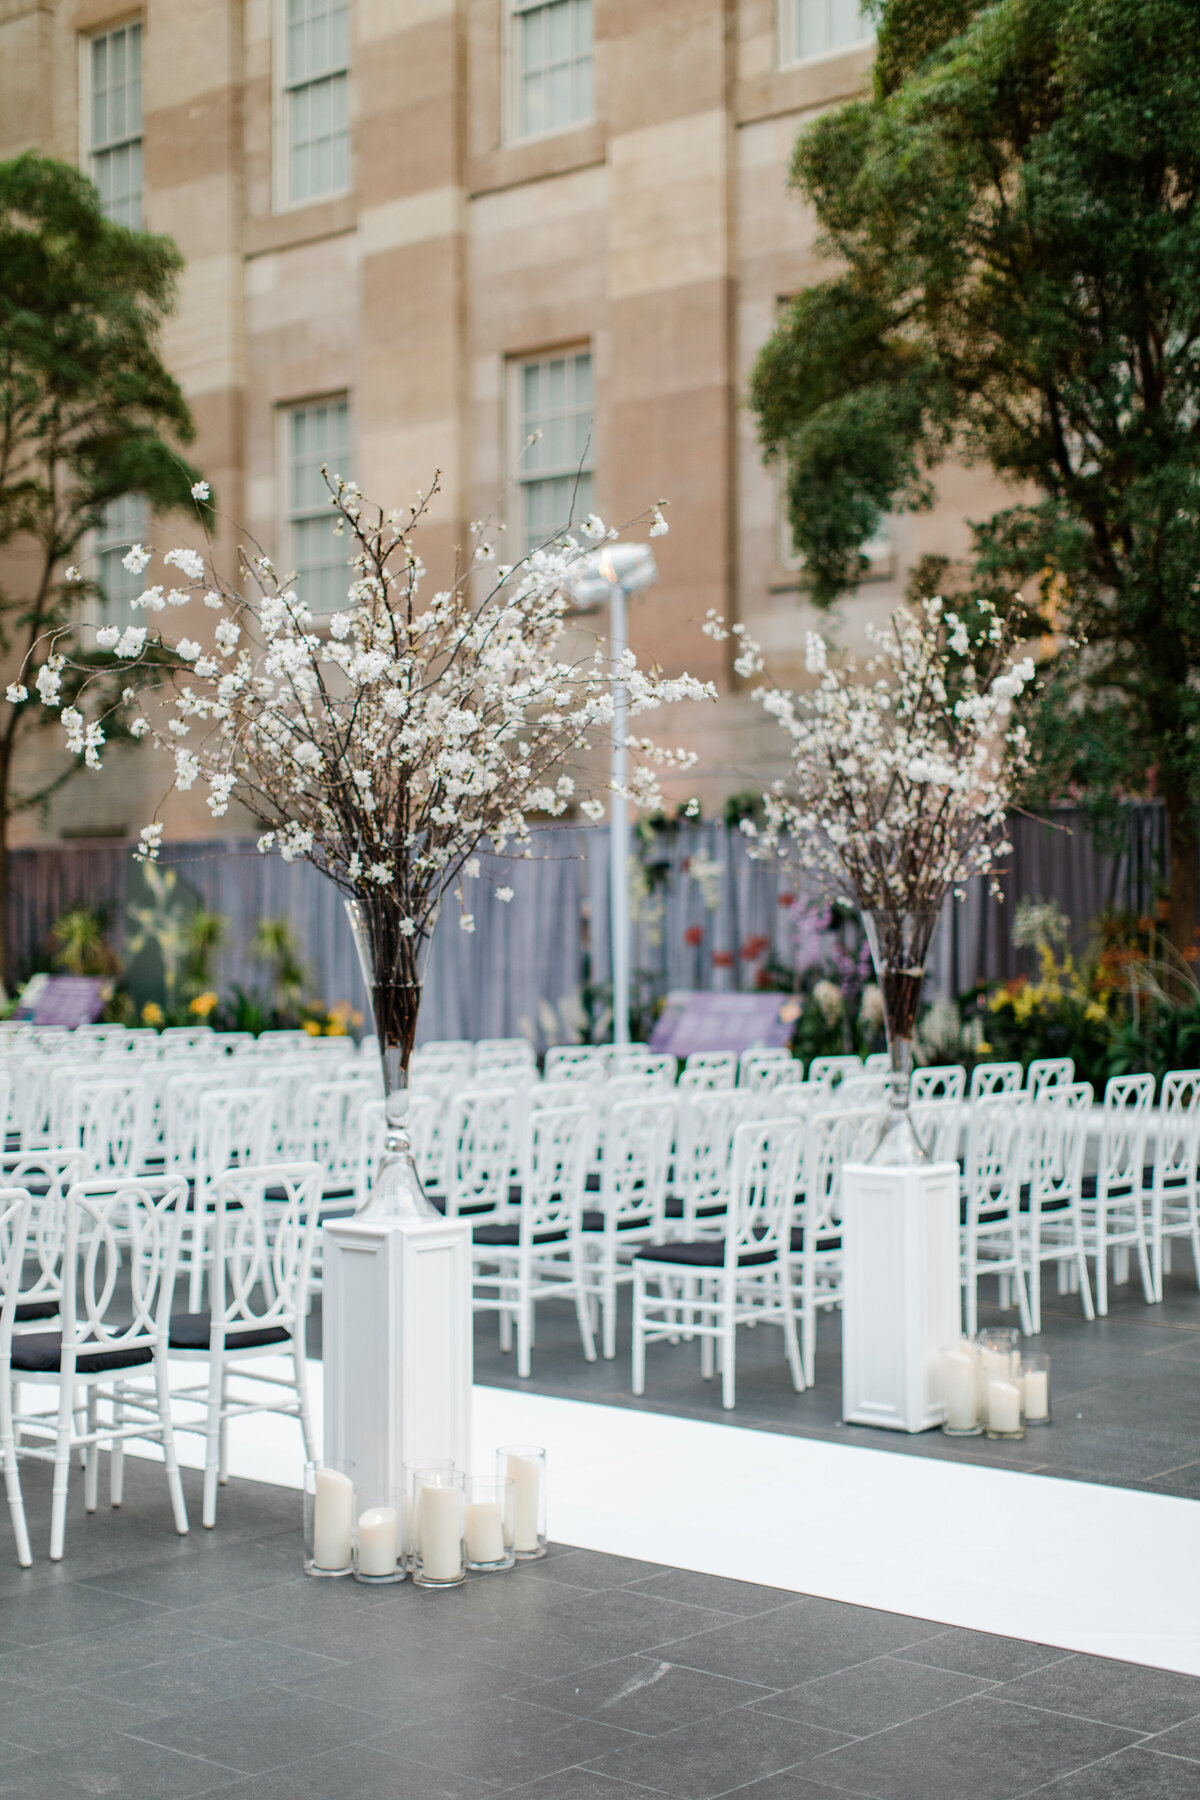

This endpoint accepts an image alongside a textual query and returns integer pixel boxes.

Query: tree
[0,152,206,985]
[750,0,1200,956]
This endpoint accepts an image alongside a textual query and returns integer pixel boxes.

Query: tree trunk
[1165,784,1199,969]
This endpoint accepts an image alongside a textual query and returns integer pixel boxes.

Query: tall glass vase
[861,909,939,1166]
[344,895,439,1221]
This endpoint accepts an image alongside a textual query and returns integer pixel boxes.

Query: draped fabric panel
[5,805,1177,1034]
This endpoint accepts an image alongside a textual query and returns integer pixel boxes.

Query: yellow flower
[141,1002,164,1027]
[1084,1001,1106,1024]
[976,1041,992,1056]
[189,991,219,1018]
[302,1019,321,1036]
[324,1019,347,1036]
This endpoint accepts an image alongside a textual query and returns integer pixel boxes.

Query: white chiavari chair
[1022,1081,1095,1332]
[471,1103,596,1377]
[1147,1071,1200,1300]
[807,1055,864,1090]
[1027,1057,1075,1098]
[0,1189,33,1565]
[679,1052,738,1092]
[185,1088,273,1309]
[9,1174,189,1560]
[911,1065,967,1105]
[789,1105,876,1386]
[969,1062,1023,1100]
[668,1089,748,1237]
[168,1163,322,1526]
[442,1087,522,1220]
[583,1095,675,1359]
[737,1047,792,1087]
[1081,1073,1155,1316]
[960,1096,1032,1337]
[633,1117,805,1409]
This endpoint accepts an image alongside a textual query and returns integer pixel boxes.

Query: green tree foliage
[0,152,207,980]
[750,0,1200,954]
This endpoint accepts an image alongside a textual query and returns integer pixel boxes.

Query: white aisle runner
[147,1361,1200,1678]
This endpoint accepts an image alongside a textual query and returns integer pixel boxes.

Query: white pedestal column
[322,1216,472,1499]
[841,1159,960,1433]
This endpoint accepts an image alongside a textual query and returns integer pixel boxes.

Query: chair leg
[293,1344,317,1463]
[1150,1188,1164,1303]
[1073,1218,1095,1322]
[780,1268,804,1394]
[517,1276,534,1381]
[218,1367,230,1486]
[50,1379,75,1561]
[0,1379,31,1568]
[1028,1233,1042,1336]
[700,1304,714,1379]
[202,1354,222,1530]
[157,1354,189,1537]
[570,1246,596,1364]
[1094,1210,1109,1316]
[720,1289,736,1410]
[188,1212,206,1313]
[498,1302,513,1354]
[110,1389,126,1507]
[84,1388,99,1514]
[801,1266,818,1390]
[1134,1215,1155,1305]
[964,1247,978,1339]
[601,1252,617,1361]
[631,1268,646,1396]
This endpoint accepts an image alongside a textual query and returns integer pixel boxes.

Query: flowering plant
[26,474,708,1191]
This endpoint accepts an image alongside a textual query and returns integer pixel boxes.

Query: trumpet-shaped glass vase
[345,895,439,1221]
[861,909,939,1166]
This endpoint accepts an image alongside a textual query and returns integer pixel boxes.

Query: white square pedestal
[841,1159,960,1433]
[322,1215,472,1499]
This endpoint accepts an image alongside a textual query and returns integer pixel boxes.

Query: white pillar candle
[1024,1370,1050,1422]
[465,1500,505,1565]
[506,1453,541,1554]
[943,1346,978,1430]
[312,1467,353,1570]
[419,1484,462,1582]
[987,1377,1022,1434]
[356,1505,398,1577]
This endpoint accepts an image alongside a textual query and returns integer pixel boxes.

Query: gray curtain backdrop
[5,806,1173,1040]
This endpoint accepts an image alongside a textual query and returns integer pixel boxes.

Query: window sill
[736,41,875,128]
[469,120,607,198]
[245,192,357,259]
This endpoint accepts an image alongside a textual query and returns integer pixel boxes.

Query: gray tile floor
[1,1458,1199,1798]
[465,1248,1200,1499]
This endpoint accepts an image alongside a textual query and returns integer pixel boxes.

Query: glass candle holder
[401,1459,453,1572]
[984,1368,1025,1440]
[303,1459,355,1577]
[354,1486,405,1584]
[941,1339,982,1436]
[496,1444,546,1559]
[465,1477,515,1572]
[412,1467,465,1587]
[974,1326,1020,1414]
[1021,1353,1051,1425]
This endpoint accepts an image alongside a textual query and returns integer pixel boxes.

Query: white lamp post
[567,542,658,1047]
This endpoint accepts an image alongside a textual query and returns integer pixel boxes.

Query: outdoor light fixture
[566,542,659,1046]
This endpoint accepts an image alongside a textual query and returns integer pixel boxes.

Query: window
[285,397,351,613]
[86,21,143,228]
[511,0,593,143]
[95,494,149,629]
[511,351,594,555]
[780,0,874,65]
[282,0,351,206]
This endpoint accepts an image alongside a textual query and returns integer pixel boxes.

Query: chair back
[1156,1070,1200,1195]
[1098,1073,1154,1200]
[444,1087,521,1217]
[195,1088,273,1200]
[474,1039,537,1080]
[599,1096,675,1229]
[808,1055,864,1090]
[75,1076,150,1175]
[61,1175,187,1365]
[679,1052,737,1092]
[542,1048,606,1087]
[1027,1057,1075,1098]
[1,1150,82,1314]
[969,1061,1023,1100]
[911,1098,966,1164]
[862,1052,892,1074]
[608,1048,677,1086]
[519,1104,592,1240]
[302,1081,373,1192]
[738,1047,792,1087]
[161,1067,240,1170]
[743,1058,803,1093]
[756,1081,824,1121]
[212,1163,323,1340]
[836,1073,889,1108]
[673,1090,745,1230]
[803,1106,876,1233]
[962,1097,1023,1223]
[911,1065,966,1105]
[0,1189,32,1345]
[726,1118,803,1266]
[1028,1081,1092,1208]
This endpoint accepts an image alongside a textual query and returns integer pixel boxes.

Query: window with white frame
[511,0,593,143]
[95,493,150,629]
[285,397,351,613]
[281,0,351,206]
[511,350,594,555]
[86,21,143,228]
[780,0,874,66]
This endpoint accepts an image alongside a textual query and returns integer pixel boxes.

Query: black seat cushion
[582,1209,656,1233]
[789,1227,842,1253]
[427,1195,504,1217]
[15,1298,59,1324]
[585,1171,601,1192]
[634,1239,777,1269]
[664,1197,725,1220]
[472,1223,568,1248]
[10,1332,153,1376]
[169,1311,291,1352]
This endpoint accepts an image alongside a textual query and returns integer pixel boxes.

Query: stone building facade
[4,0,1003,843]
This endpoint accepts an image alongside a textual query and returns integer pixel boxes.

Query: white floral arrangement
[709,596,1035,920]
[23,477,709,971]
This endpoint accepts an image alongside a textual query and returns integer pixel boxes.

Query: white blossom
[122,544,151,575]
[5,685,26,704]
[164,547,205,581]
[648,508,669,538]
[135,821,164,863]
[581,513,607,542]
[190,480,211,501]
[117,626,147,657]
[35,659,63,706]
[495,886,513,902]
[96,626,120,650]
[459,913,476,933]
[176,639,201,661]
[64,566,80,583]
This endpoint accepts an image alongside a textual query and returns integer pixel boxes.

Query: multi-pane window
[286,397,351,613]
[512,351,594,555]
[95,494,149,630]
[283,0,351,205]
[512,0,593,142]
[781,0,874,64]
[88,22,143,228]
